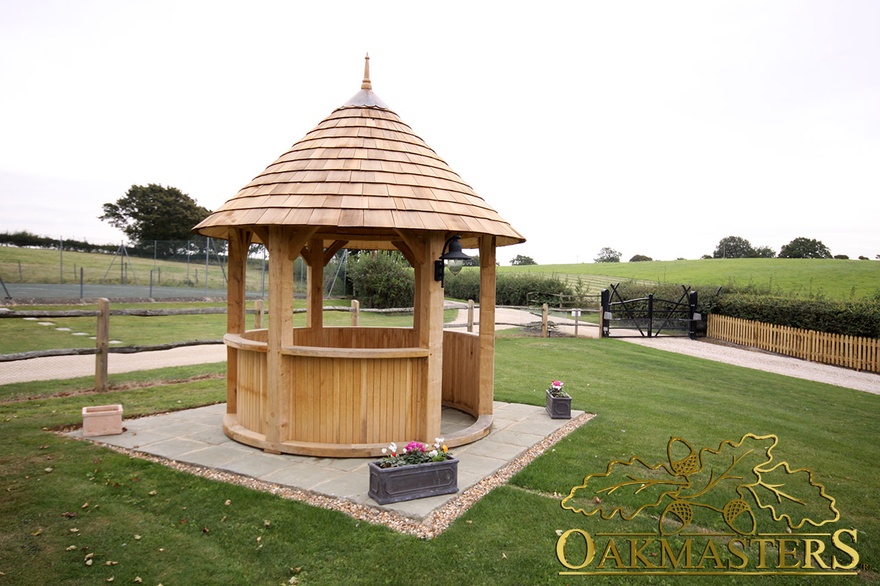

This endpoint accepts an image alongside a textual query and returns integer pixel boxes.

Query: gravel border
[80,412,595,539]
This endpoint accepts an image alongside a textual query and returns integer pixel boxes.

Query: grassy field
[502,258,880,301]
[5,246,880,302]
[0,335,877,584]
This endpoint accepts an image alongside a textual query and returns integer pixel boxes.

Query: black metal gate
[600,284,700,339]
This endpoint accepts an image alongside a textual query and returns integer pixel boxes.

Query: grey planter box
[368,457,459,505]
[545,389,572,419]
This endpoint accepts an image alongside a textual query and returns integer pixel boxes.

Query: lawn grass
[1,336,876,584]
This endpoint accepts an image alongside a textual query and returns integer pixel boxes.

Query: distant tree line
[588,235,868,264]
[0,230,118,254]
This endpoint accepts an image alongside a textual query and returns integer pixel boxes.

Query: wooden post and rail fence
[3,303,878,388]
[0,299,489,390]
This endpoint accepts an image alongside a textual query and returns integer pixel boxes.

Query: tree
[100,184,210,257]
[713,236,755,259]
[753,245,776,258]
[594,247,621,263]
[778,237,832,259]
[629,254,652,262]
[510,254,537,266]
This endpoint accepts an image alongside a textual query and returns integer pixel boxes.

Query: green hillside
[501,258,880,300]
[3,247,879,301]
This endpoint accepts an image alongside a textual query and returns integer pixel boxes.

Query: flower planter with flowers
[545,380,572,419]
[368,439,458,505]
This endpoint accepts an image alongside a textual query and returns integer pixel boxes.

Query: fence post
[254,299,264,329]
[467,299,474,333]
[80,267,84,299]
[688,290,698,340]
[95,298,110,392]
[647,294,654,338]
[542,303,549,338]
[600,289,610,337]
[351,299,360,327]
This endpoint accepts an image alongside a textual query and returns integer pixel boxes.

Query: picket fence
[707,314,880,374]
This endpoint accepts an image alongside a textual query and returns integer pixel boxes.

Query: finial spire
[361,53,371,90]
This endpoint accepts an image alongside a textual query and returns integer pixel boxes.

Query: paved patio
[69,401,588,522]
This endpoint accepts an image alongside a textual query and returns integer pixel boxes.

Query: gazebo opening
[194,57,524,457]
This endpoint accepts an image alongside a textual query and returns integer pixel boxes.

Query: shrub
[444,270,573,306]
[347,251,414,308]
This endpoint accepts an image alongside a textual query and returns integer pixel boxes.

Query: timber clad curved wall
[225,327,483,455]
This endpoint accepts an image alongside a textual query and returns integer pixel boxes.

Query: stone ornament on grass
[82,404,124,437]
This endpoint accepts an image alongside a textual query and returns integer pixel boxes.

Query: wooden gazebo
[193,57,525,457]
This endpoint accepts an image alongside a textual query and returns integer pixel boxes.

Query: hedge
[444,270,573,306]
[703,294,880,339]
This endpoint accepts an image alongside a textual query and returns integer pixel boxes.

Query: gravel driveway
[622,336,880,395]
[450,306,880,396]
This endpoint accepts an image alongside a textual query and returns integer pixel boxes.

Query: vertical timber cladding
[236,349,267,434]
[442,331,480,413]
[285,354,425,445]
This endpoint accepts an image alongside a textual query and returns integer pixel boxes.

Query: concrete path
[0,344,228,385]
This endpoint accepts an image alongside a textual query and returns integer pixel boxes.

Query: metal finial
[361,53,371,90]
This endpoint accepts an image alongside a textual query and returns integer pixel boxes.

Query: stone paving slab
[70,401,585,520]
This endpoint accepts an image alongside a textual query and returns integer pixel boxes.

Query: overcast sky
[1,0,878,264]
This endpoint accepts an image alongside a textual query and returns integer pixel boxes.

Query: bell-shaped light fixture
[434,235,471,287]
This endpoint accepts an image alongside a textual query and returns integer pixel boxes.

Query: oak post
[478,236,497,415]
[306,237,324,343]
[266,227,294,450]
[226,229,249,415]
[416,233,445,441]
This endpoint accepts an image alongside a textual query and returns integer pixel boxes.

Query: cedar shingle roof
[194,57,524,249]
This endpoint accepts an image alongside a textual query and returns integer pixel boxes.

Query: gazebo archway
[194,57,524,457]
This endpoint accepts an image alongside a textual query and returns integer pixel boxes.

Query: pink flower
[404,441,426,453]
[551,380,564,390]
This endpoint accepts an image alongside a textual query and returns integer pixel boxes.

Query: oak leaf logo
[561,433,839,535]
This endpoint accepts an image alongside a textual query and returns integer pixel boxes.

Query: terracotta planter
[545,389,571,419]
[368,457,459,505]
[82,404,123,437]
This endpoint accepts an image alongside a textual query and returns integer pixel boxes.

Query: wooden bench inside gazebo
[194,57,524,457]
